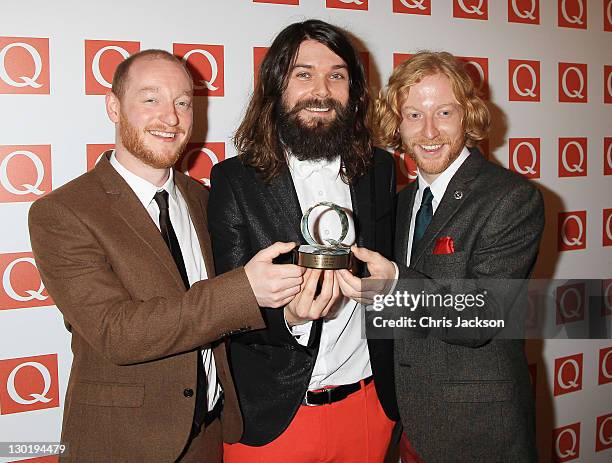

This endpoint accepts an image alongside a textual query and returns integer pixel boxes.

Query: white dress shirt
[110,152,221,410]
[287,153,372,390]
[406,147,470,265]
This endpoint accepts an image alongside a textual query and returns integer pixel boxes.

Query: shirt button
[183,388,194,398]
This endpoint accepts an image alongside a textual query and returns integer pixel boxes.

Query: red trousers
[223,379,395,463]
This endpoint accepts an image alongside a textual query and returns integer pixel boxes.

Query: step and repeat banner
[0,1,610,461]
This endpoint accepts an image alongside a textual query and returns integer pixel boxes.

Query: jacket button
[183,388,194,398]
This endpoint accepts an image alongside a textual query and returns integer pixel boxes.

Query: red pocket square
[432,236,455,255]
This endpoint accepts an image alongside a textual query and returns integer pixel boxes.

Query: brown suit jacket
[28,154,264,462]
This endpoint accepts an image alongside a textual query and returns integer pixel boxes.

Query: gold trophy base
[293,245,352,270]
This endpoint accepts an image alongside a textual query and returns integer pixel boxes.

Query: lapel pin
[453,190,463,200]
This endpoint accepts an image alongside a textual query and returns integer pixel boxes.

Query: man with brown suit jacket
[28,50,304,462]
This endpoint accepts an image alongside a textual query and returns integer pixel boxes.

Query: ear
[105,92,121,123]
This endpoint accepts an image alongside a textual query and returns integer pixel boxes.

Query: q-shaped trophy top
[300,201,350,250]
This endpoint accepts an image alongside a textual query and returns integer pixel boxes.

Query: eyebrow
[291,63,348,71]
[137,87,193,97]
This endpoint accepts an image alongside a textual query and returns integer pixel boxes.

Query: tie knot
[153,190,169,211]
[421,187,433,206]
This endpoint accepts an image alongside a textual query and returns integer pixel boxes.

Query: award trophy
[293,201,352,269]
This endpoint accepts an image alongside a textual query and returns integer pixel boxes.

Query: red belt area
[302,376,373,406]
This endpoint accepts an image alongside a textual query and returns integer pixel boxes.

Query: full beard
[404,135,465,177]
[276,97,355,163]
[119,111,190,169]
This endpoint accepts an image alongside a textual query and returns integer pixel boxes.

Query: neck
[114,145,170,187]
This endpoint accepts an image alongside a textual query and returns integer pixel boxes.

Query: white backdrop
[0,1,610,462]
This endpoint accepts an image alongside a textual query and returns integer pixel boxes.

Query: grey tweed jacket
[394,148,544,462]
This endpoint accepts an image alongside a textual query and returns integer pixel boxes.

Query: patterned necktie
[153,190,207,432]
[410,187,433,264]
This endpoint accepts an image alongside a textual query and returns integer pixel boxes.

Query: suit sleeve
[28,194,265,366]
[394,183,545,347]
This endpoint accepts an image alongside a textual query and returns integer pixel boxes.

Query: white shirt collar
[417,146,470,205]
[109,151,176,208]
[287,152,342,180]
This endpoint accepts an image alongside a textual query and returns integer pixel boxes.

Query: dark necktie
[153,190,207,433]
[410,186,434,263]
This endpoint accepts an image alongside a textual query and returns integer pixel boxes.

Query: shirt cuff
[284,315,313,346]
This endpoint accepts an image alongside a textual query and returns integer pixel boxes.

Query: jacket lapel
[350,168,374,248]
[265,168,304,244]
[410,149,485,267]
[396,183,417,265]
[174,172,216,278]
[93,154,188,290]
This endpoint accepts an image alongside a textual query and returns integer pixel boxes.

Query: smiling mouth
[419,144,443,152]
[305,107,331,113]
[148,130,178,139]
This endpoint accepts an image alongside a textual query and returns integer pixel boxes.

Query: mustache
[407,137,452,146]
[288,98,345,116]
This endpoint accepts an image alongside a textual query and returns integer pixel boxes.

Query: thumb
[351,245,376,263]
[254,241,296,262]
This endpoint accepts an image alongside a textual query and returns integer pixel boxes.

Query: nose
[312,76,331,99]
[423,114,439,139]
[159,102,179,127]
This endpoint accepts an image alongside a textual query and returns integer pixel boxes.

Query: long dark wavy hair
[234,19,372,184]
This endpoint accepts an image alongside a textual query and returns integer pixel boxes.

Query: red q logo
[558,138,587,177]
[173,44,225,97]
[253,47,269,87]
[555,282,585,325]
[86,144,114,172]
[596,413,612,452]
[0,354,60,415]
[179,142,225,188]
[603,209,612,247]
[557,211,586,251]
[604,66,612,104]
[558,63,587,103]
[0,145,51,203]
[606,0,612,31]
[605,138,612,175]
[509,138,540,179]
[326,0,369,10]
[393,0,432,15]
[602,280,612,317]
[253,0,299,4]
[457,56,489,99]
[508,0,540,24]
[599,346,612,385]
[8,457,59,463]
[553,353,583,396]
[508,60,540,102]
[394,151,418,188]
[0,252,51,311]
[0,37,50,95]
[453,0,488,20]
[85,40,140,95]
[393,53,414,69]
[558,0,587,29]
[552,422,581,462]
